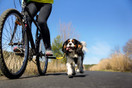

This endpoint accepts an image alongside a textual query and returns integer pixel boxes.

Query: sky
[0,0,132,64]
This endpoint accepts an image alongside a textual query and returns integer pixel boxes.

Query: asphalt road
[0,71,132,88]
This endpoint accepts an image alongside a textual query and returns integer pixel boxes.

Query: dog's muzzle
[66,47,74,52]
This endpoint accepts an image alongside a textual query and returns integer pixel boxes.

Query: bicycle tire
[36,38,48,75]
[0,9,29,79]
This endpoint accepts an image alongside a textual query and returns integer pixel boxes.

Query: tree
[123,39,132,59]
[52,35,63,56]
[52,35,66,63]
[59,22,80,42]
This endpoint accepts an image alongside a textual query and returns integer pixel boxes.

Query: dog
[62,39,87,78]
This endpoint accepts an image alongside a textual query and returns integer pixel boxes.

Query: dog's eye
[68,40,70,43]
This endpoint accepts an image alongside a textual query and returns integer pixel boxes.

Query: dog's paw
[76,69,84,73]
[76,69,80,73]
[72,72,76,76]
[68,75,73,78]
[80,70,84,74]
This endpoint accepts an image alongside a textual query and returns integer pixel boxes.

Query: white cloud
[89,42,111,56]
[84,56,100,64]
[84,42,112,64]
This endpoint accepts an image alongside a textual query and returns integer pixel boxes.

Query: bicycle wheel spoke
[7,18,13,37]
[3,27,11,40]
[2,35,10,42]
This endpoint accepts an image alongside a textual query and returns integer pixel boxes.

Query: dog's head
[62,39,83,53]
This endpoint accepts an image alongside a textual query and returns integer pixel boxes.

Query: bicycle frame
[25,7,41,52]
[24,6,43,56]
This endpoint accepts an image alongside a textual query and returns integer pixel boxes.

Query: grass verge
[90,53,132,72]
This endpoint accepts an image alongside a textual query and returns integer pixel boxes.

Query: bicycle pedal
[14,52,24,57]
[47,56,56,59]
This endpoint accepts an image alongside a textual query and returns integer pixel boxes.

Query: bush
[84,64,96,70]
[90,53,132,72]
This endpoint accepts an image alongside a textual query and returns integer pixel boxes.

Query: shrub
[90,53,132,72]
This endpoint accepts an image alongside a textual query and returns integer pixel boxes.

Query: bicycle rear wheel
[0,9,29,79]
[36,38,48,75]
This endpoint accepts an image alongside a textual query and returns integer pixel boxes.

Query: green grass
[84,64,96,70]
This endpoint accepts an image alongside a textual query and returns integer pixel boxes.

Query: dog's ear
[73,39,82,49]
[78,44,83,49]
[76,43,83,55]
[74,39,83,54]
[62,44,67,53]
[62,39,69,53]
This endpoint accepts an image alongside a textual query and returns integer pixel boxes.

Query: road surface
[0,71,132,88]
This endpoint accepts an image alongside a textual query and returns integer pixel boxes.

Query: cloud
[84,42,112,64]
[89,42,111,56]
[84,56,100,64]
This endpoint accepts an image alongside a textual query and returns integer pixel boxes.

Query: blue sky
[0,0,132,64]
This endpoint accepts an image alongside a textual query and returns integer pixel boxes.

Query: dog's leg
[72,62,76,76]
[76,56,84,73]
[81,55,84,71]
[66,63,73,78]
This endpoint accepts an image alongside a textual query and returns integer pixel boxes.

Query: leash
[56,53,66,60]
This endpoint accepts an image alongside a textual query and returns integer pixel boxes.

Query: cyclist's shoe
[45,49,53,56]
[13,46,24,56]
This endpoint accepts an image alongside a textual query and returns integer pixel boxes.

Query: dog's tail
[81,41,88,54]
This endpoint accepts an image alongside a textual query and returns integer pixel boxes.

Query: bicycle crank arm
[46,56,56,59]
[8,42,23,46]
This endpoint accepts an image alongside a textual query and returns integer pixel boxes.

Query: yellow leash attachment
[56,53,66,60]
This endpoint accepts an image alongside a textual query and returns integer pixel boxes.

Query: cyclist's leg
[37,4,53,55]
[26,2,39,26]
[37,3,52,49]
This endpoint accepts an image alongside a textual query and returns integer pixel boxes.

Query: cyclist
[14,0,54,56]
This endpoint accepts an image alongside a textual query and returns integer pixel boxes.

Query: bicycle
[0,0,56,79]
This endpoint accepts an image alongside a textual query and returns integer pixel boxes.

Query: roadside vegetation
[90,53,132,72]
[24,59,67,76]
[90,39,132,72]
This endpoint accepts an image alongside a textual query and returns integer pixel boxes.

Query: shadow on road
[46,72,67,76]
[0,72,87,80]
[17,73,67,79]
[74,74,86,77]
[20,72,87,79]
[46,72,87,78]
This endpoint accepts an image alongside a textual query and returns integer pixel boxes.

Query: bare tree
[59,22,80,42]
[123,39,132,59]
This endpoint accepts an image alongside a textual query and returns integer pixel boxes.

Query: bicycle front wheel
[0,9,29,79]
[36,39,48,75]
